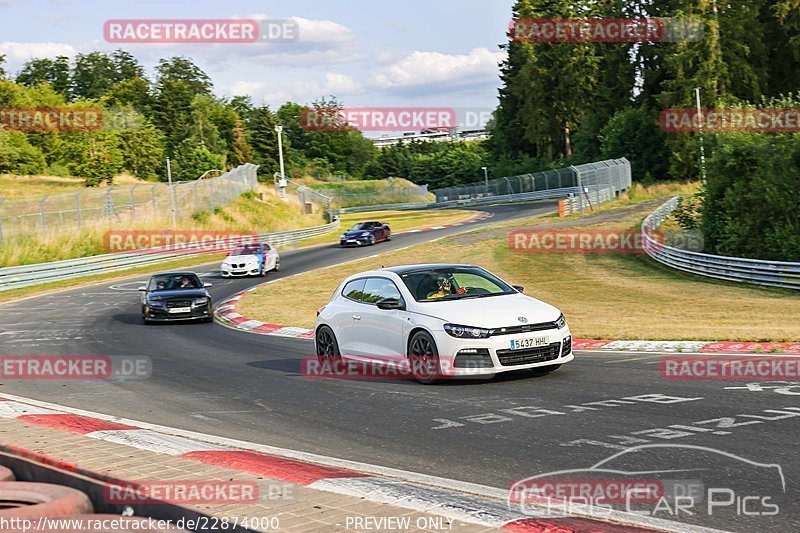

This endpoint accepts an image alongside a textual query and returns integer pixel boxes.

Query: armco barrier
[642,196,800,290]
[0,221,339,292]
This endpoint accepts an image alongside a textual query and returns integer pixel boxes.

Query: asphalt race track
[1,200,797,532]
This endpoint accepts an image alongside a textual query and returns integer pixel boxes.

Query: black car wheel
[315,325,341,365]
[368,235,376,246]
[273,259,280,272]
[202,316,214,323]
[385,230,392,241]
[409,331,441,384]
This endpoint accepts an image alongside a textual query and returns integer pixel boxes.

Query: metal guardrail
[0,221,340,292]
[642,197,800,290]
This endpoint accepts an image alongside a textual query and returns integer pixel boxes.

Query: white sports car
[220,243,280,278]
[314,264,573,383]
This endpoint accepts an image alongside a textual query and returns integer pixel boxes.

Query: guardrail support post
[74,191,82,228]
[39,195,48,231]
[0,199,4,243]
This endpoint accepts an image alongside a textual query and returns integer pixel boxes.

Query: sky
[0,0,513,115]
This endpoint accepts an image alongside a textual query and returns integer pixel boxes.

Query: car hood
[412,293,561,328]
[223,254,261,264]
[343,230,372,237]
[148,289,208,299]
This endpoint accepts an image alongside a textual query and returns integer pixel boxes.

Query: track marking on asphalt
[0,392,724,533]
[604,355,665,364]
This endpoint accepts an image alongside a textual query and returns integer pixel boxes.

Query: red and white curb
[574,339,800,355]
[0,393,712,533]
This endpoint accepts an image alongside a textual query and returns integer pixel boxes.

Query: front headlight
[555,314,567,329]
[444,323,491,339]
[148,298,165,308]
[193,297,209,306]
[341,233,347,238]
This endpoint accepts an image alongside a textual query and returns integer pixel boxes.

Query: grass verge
[238,187,800,342]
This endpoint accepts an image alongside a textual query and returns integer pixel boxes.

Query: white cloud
[370,47,505,94]
[0,42,77,68]
[229,72,361,108]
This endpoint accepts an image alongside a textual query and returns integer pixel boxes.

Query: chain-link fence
[432,158,632,211]
[0,164,259,243]
[298,180,430,209]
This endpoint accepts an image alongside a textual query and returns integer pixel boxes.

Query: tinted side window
[362,277,402,304]
[342,278,367,301]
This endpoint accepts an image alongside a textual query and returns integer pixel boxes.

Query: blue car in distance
[340,221,392,247]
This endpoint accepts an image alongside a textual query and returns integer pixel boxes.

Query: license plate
[169,307,191,314]
[510,336,548,350]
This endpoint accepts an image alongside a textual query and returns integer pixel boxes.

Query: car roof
[381,264,475,275]
[150,271,198,277]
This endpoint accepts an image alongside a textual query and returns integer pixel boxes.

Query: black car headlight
[148,299,165,308]
[193,297,209,306]
[555,314,567,329]
[444,323,491,339]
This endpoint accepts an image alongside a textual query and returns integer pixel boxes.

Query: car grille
[230,263,249,269]
[166,300,192,309]
[454,349,493,369]
[495,342,561,367]
[490,321,558,336]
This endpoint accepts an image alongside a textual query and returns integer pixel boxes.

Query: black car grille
[454,349,493,369]
[166,300,192,309]
[496,342,561,367]
[490,321,558,336]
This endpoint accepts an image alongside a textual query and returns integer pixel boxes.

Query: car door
[351,277,406,362]
[333,278,367,356]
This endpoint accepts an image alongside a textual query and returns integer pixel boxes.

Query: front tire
[408,331,441,384]
[316,325,342,366]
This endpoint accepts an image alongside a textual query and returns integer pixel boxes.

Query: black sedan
[139,272,213,324]
[339,221,391,247]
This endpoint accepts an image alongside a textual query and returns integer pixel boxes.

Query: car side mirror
[513,285,524,293]
[204,282,213,288]
[138,286,147,292]
[376,298,405,311]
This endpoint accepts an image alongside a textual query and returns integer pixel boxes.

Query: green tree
[16,56,71,96]
[155,57,212,95]
[249,106,280,178]
[230,118,253,166]
[599,106,669,181]
[71,52,119,100]
[116,112,166,179]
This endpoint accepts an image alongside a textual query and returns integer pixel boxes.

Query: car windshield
[399,266,515,302]
[350,223,374,231]
[148,274,202,291]
[231,244,261,256]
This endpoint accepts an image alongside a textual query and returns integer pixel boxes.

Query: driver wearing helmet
[426,274,467,299]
